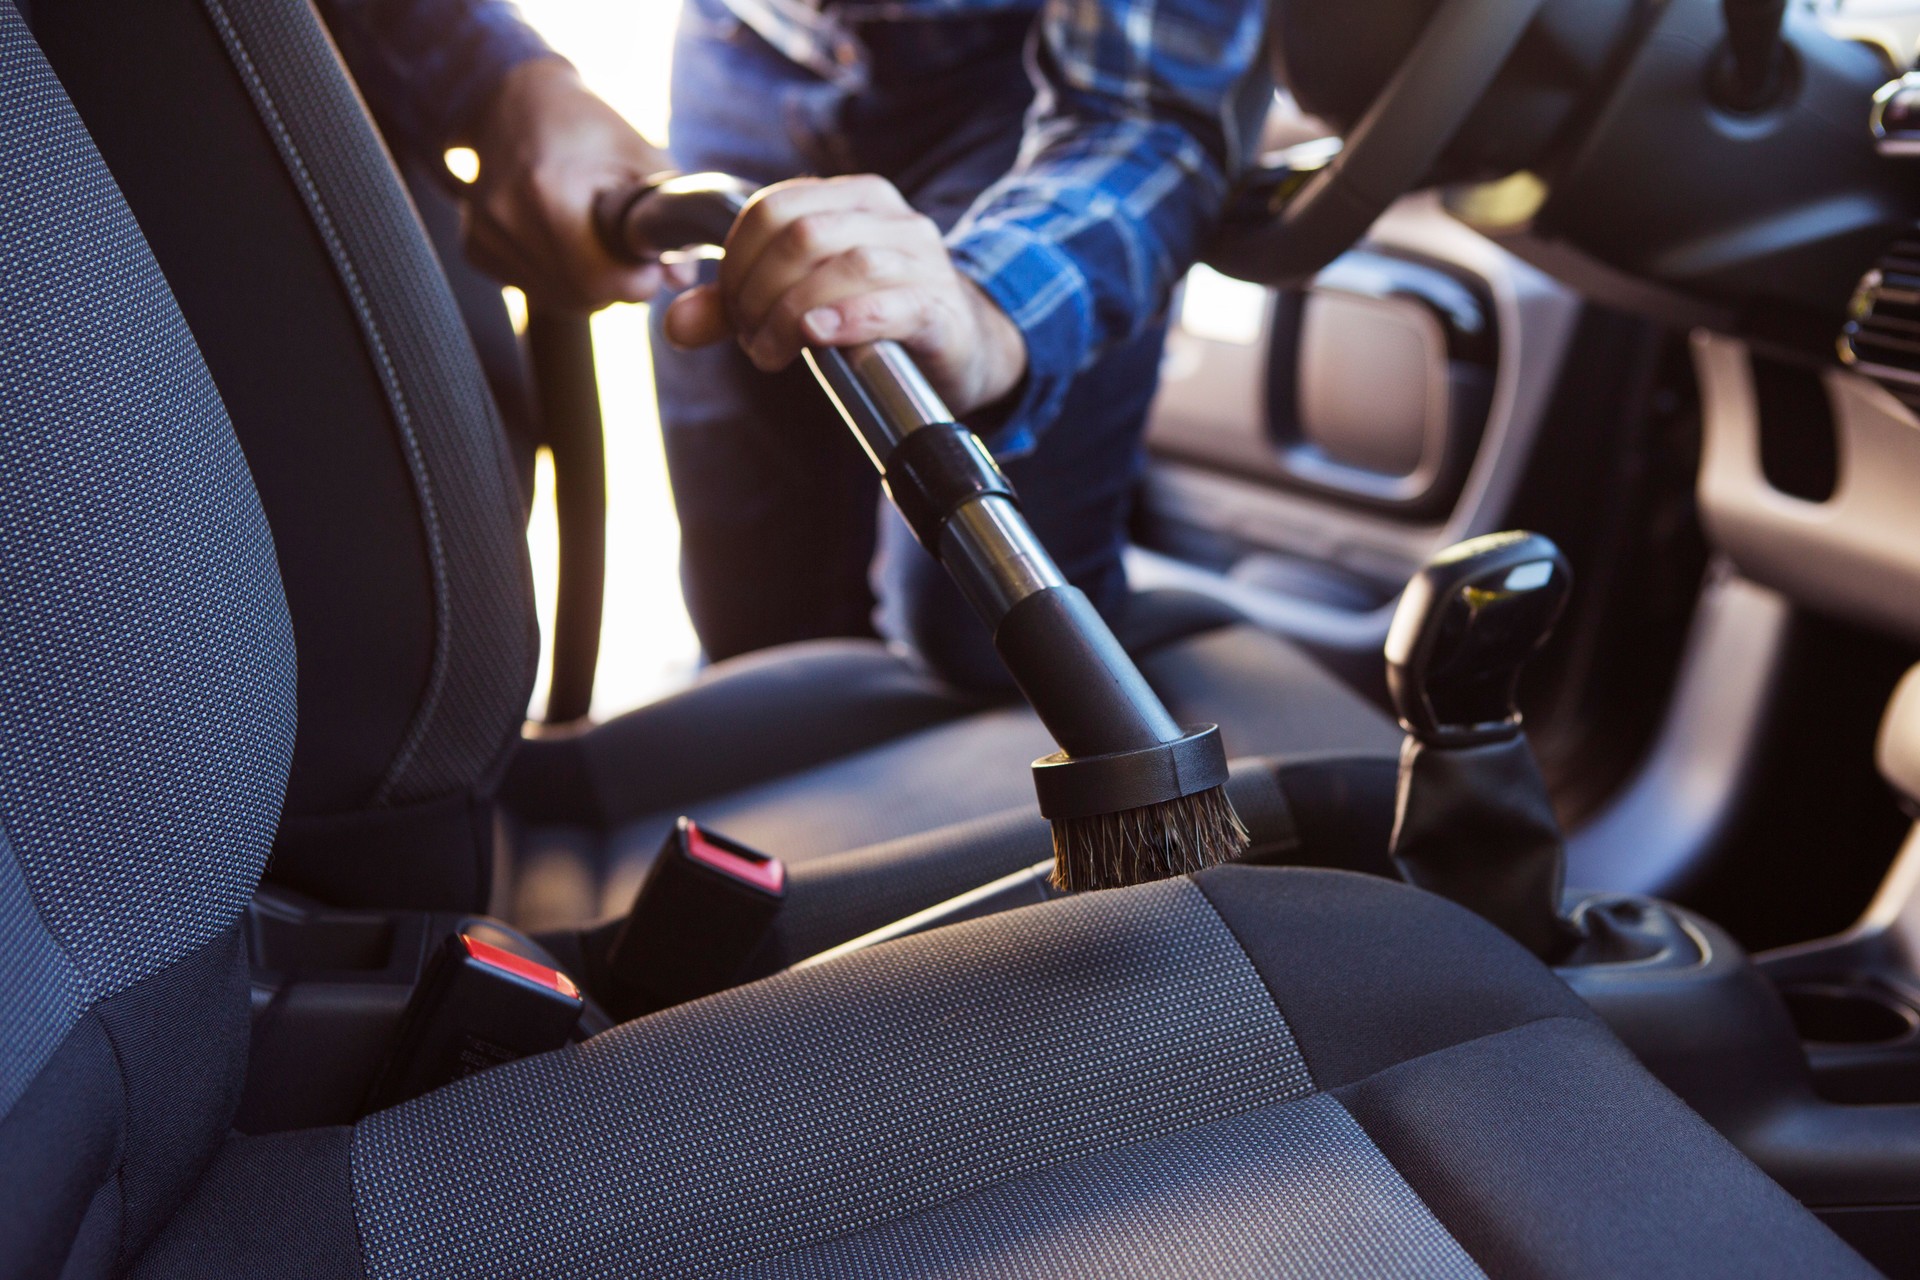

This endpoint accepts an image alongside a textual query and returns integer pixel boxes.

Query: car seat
[27,0,1399,958]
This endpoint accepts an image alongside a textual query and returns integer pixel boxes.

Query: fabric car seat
[0,18,1882,1274]
[25,0,1403,954]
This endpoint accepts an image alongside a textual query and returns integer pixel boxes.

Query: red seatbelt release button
[683,821,786,894]
[460,935,582,1000]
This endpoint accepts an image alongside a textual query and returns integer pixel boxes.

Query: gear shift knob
[1386,531,1573,747]
[1880,665,1920,814]
[1386,532,1576,960]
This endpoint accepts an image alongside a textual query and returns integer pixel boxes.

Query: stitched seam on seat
[1188,871,1596,1089]
[92,942,241,1269]
[347,1118,377,1277]
[1320,1015,1611,1280]
[672,879,1307,1279]
[92,1021,133,1267]
[196,0,455,805]
[1332,1013,1602,1093]
[695,1091,1354,1280]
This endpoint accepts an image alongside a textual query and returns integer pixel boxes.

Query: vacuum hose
[594,173,1247,890]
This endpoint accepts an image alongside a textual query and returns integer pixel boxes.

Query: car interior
[8,0,1920,1274]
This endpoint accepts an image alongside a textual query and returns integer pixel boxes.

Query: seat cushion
[503,596,1404,928]
[139,868,1874,1278]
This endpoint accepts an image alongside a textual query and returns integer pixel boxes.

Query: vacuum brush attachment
[805,343,1249,892]
[997,584,1244,890]
[596,173,1250,891]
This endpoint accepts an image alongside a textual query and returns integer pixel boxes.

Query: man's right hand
[465,58,691,311]
[663,176,1029,419]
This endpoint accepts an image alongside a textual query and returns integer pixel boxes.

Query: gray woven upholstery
[326,867,1876,1280]
[354,878,1354,1278]
[0,0,295,1113]
[198,0,536,805]
[723,1093,1481,1280]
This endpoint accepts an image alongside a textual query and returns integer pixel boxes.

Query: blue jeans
[651,0,1168,690]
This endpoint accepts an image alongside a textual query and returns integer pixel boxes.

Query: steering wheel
[1206,0,1550,286]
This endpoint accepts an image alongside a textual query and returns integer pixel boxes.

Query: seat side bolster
[132,1125,367,1280]
[1192,864,1596,1089]
[1335,1017,1879,1280]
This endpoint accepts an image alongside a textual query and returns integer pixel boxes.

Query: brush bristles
[1049,786,1251,892]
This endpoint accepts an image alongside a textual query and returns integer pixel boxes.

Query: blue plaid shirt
[322,0,1272,449]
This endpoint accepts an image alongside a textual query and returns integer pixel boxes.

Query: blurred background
[513,0,698,720]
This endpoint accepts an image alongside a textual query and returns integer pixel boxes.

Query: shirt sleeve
[318,0,561,166]
[947,0,1273,455]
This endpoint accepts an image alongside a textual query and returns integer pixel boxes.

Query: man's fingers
[802,285,939,349]
[662,284,732,348]
[592,263,669,308]
[466,180,665,309]
[743,248,945,371]
[547,196,670,305]
[460,58,674,312]
[718,175,912,305]
[729,211,935,335]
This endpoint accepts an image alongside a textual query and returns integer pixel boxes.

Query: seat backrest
[30,0,540,911]
[0,4,297,1269]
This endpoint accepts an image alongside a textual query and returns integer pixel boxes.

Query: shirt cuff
[948,223,1096,460]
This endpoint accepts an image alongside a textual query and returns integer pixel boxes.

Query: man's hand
[662,175,1028,417]
[465,58,687,311]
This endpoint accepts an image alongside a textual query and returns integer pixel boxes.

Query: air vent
[1840,229,1920,414]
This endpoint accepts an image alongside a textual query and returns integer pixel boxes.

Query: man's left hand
[465,58,689,310]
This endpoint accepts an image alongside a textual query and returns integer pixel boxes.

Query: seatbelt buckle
[366,933,585,1111]
[601,817,785,1019]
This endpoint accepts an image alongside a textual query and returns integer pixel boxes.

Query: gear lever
[1386,532,1579,959]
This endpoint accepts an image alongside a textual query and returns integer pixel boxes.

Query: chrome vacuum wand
[595,173,1247,890]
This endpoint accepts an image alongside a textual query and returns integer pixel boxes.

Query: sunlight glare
[515,0,699,720]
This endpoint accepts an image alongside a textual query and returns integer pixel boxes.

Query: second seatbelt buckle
[365,932,585,1112]
[602,817,785,1018]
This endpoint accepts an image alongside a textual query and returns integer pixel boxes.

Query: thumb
[663,285,731,348]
